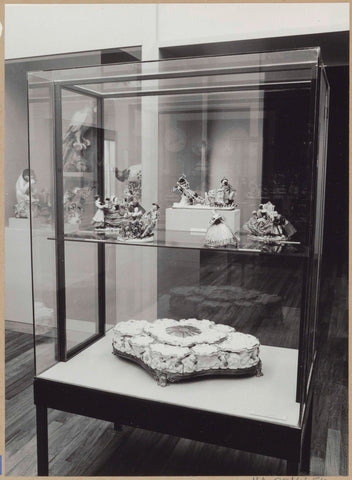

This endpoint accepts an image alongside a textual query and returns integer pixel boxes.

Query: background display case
[28,48,329,475]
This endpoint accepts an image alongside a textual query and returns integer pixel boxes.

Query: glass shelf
[48,229,308,257]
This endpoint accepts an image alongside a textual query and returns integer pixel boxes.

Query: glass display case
[28,48,329,475]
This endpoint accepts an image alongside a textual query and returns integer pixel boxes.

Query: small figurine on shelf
[204,211,237,248]
[140,203,160,238]
[14,169,39,218]
[204,189,216,207]
[171,175,237,210]
[173,175,204,207]
[64,184,94,225]
[90,183,159,241]
[66,202,82,225]
[242,201,297,243]
[115,163,142,201]
[92,195,106,228]
[219,177,236,206]
[14,169,51,220]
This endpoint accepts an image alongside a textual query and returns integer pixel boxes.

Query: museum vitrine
[28,48,329,474]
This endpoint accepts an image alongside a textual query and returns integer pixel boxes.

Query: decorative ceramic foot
[157,374,168,387]
[256,360,264,377]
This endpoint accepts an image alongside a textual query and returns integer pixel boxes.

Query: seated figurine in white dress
[14,169,39,218]
[204,211,236,248]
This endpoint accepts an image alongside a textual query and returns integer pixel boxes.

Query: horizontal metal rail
[76,80,311,99]
[27,61,315,90]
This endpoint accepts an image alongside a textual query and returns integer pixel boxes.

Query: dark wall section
[160,31,349,67]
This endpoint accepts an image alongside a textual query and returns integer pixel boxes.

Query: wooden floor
[5,261,348,476]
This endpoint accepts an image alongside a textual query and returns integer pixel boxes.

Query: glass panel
[65,242,99,350]
[61,89,100,352]
[61,88,98,232]
[304,68,330,394]
[28,83,57,375]
[28,49,327,421]
[26,47,141,374]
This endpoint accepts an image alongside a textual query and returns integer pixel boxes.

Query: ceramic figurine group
[173,175,237,209]
[14,169,51,220]
[92,188,159,241]
[242,201,296,243]
[115,163,142,202]
[64,185,95,225]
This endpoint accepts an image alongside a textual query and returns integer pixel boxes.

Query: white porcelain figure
[14,169,39,218]
[91,196,106,228]
[204,212,236,247]
[173,175,204,207]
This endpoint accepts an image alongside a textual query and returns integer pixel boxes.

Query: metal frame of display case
[52,85,107,361]
[29,48,329,476]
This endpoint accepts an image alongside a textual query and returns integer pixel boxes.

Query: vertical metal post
[96,96,106,335]
[296,256,309,405]
[53,84,67,361]
[298,63,321,407]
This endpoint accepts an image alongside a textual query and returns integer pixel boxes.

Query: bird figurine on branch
[63,105,95,172]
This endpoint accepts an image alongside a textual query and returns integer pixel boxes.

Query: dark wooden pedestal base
[34,377,313,476]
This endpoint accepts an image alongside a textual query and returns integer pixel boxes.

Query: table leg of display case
[300,400,314,474]
[36,405,49,476]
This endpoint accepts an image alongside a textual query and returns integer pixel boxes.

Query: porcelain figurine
[172,175,237,210]
[219,177,236,206]
[91,196,106,228]
[204,190,216,207]
[204,212,237,247]
[173,175,204,206]
[140,203,160,238]
[14,169,38,218]
[66,203,82,224]
[242,201,297,242]
[64,185,94,225]
[115,163,142,201]
[92,185,158,241]
[14,169,51,219]
[63,105,94,172]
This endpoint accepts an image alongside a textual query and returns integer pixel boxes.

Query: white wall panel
[5,4,156,59]
[158,3,349,46]
[5,3,349,59]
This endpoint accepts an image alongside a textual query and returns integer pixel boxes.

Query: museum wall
[157,3,348,47]
[4,4,157,59]
[5,4,348,59]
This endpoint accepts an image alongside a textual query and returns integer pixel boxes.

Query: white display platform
[165,207,240,233]
[5,221,54,324]
[8,217,30,228]
[5,221,32,323]
[39,330,300,427]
